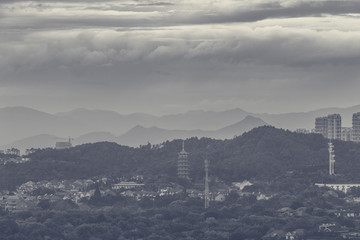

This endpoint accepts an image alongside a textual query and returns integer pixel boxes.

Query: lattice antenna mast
[328,141,335,175]
[204,158,210,208]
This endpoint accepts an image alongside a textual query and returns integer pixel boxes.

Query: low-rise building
[342,127,353,142]
[55,138,73,150]
[112,181,145,190]
[315,183,360,194]
[3,195,28,212]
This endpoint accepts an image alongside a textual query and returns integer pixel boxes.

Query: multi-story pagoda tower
[328,141,335,175]
[177,141,190,179]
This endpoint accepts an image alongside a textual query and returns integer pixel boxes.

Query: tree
[6,148,20,156]
[38,199,51,210]
[89,183,102,205]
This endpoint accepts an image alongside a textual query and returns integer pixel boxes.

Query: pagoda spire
[177,140,190,179]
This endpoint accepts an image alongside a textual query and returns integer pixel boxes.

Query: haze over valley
[2,104,360,152]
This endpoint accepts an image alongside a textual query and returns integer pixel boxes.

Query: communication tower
[328,141,335,175]
[204,158,210,208]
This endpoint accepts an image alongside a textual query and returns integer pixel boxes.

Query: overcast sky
[1,0,360,115]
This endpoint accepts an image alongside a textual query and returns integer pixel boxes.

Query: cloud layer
[1,0,360,114]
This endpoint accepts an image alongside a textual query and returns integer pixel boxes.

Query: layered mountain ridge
[1,105,360,152]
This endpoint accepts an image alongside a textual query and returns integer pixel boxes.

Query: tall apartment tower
[315,114,342,140]
[315,117,328,138]
[353,112,360,143]
[177,141,190,179]
[327,114,342,140]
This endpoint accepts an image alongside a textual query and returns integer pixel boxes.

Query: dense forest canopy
[1,126,360,190]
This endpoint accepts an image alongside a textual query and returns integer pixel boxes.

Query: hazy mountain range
[2,115,267,152]
[1,105,360,152]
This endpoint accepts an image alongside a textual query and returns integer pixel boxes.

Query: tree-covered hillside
[1,126,360,190]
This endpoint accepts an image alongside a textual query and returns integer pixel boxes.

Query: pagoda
[177,141,190,179]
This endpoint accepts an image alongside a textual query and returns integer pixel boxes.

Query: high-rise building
[177,141,190,179]
[353,112,360,143]
[327,114,342,140]
[315,114,341,140]
[315,116,328,138]
[341,127,352,142]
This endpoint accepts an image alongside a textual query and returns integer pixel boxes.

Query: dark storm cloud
[230,1,360,22]
[2,0,360,30]
[3,26,360,76]
[137,2,174,6]
[1,0,360,114]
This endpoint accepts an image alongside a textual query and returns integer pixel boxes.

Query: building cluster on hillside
[0,156,29,165]
[0,142,250,212]
[0,179,97,212]
[314,112,360,142]
[0,148,21,156]
[315,183,360,194]
[0,151,29,165]
[0,173,238,212]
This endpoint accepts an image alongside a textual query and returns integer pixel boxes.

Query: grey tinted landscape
[1,0,360,115]
[2,0,360,240]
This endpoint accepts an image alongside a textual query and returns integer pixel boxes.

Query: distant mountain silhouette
[74,132,117,145]
[156,108,250,130]
[253,105,360,129]
[1,115,267,151]
[116,125,207,147]
[1,134,65,153]
[116,115,268,146]
[0,107,73,146]
[215,115,268,138]
[1,104,360,150]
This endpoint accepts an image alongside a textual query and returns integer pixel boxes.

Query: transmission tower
[204,158,210,208]
[328,141,335,175]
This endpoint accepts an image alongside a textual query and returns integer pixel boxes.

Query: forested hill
[1,126,360,190]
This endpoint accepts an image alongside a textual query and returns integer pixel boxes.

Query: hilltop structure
[55,137,73,150]
[177,141,190,179]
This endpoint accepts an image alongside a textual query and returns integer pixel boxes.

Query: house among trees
[2,195,28,212]
[5,148,20,156]
[318,223,337,232]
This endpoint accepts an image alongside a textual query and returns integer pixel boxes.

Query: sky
[1,0,360,115]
